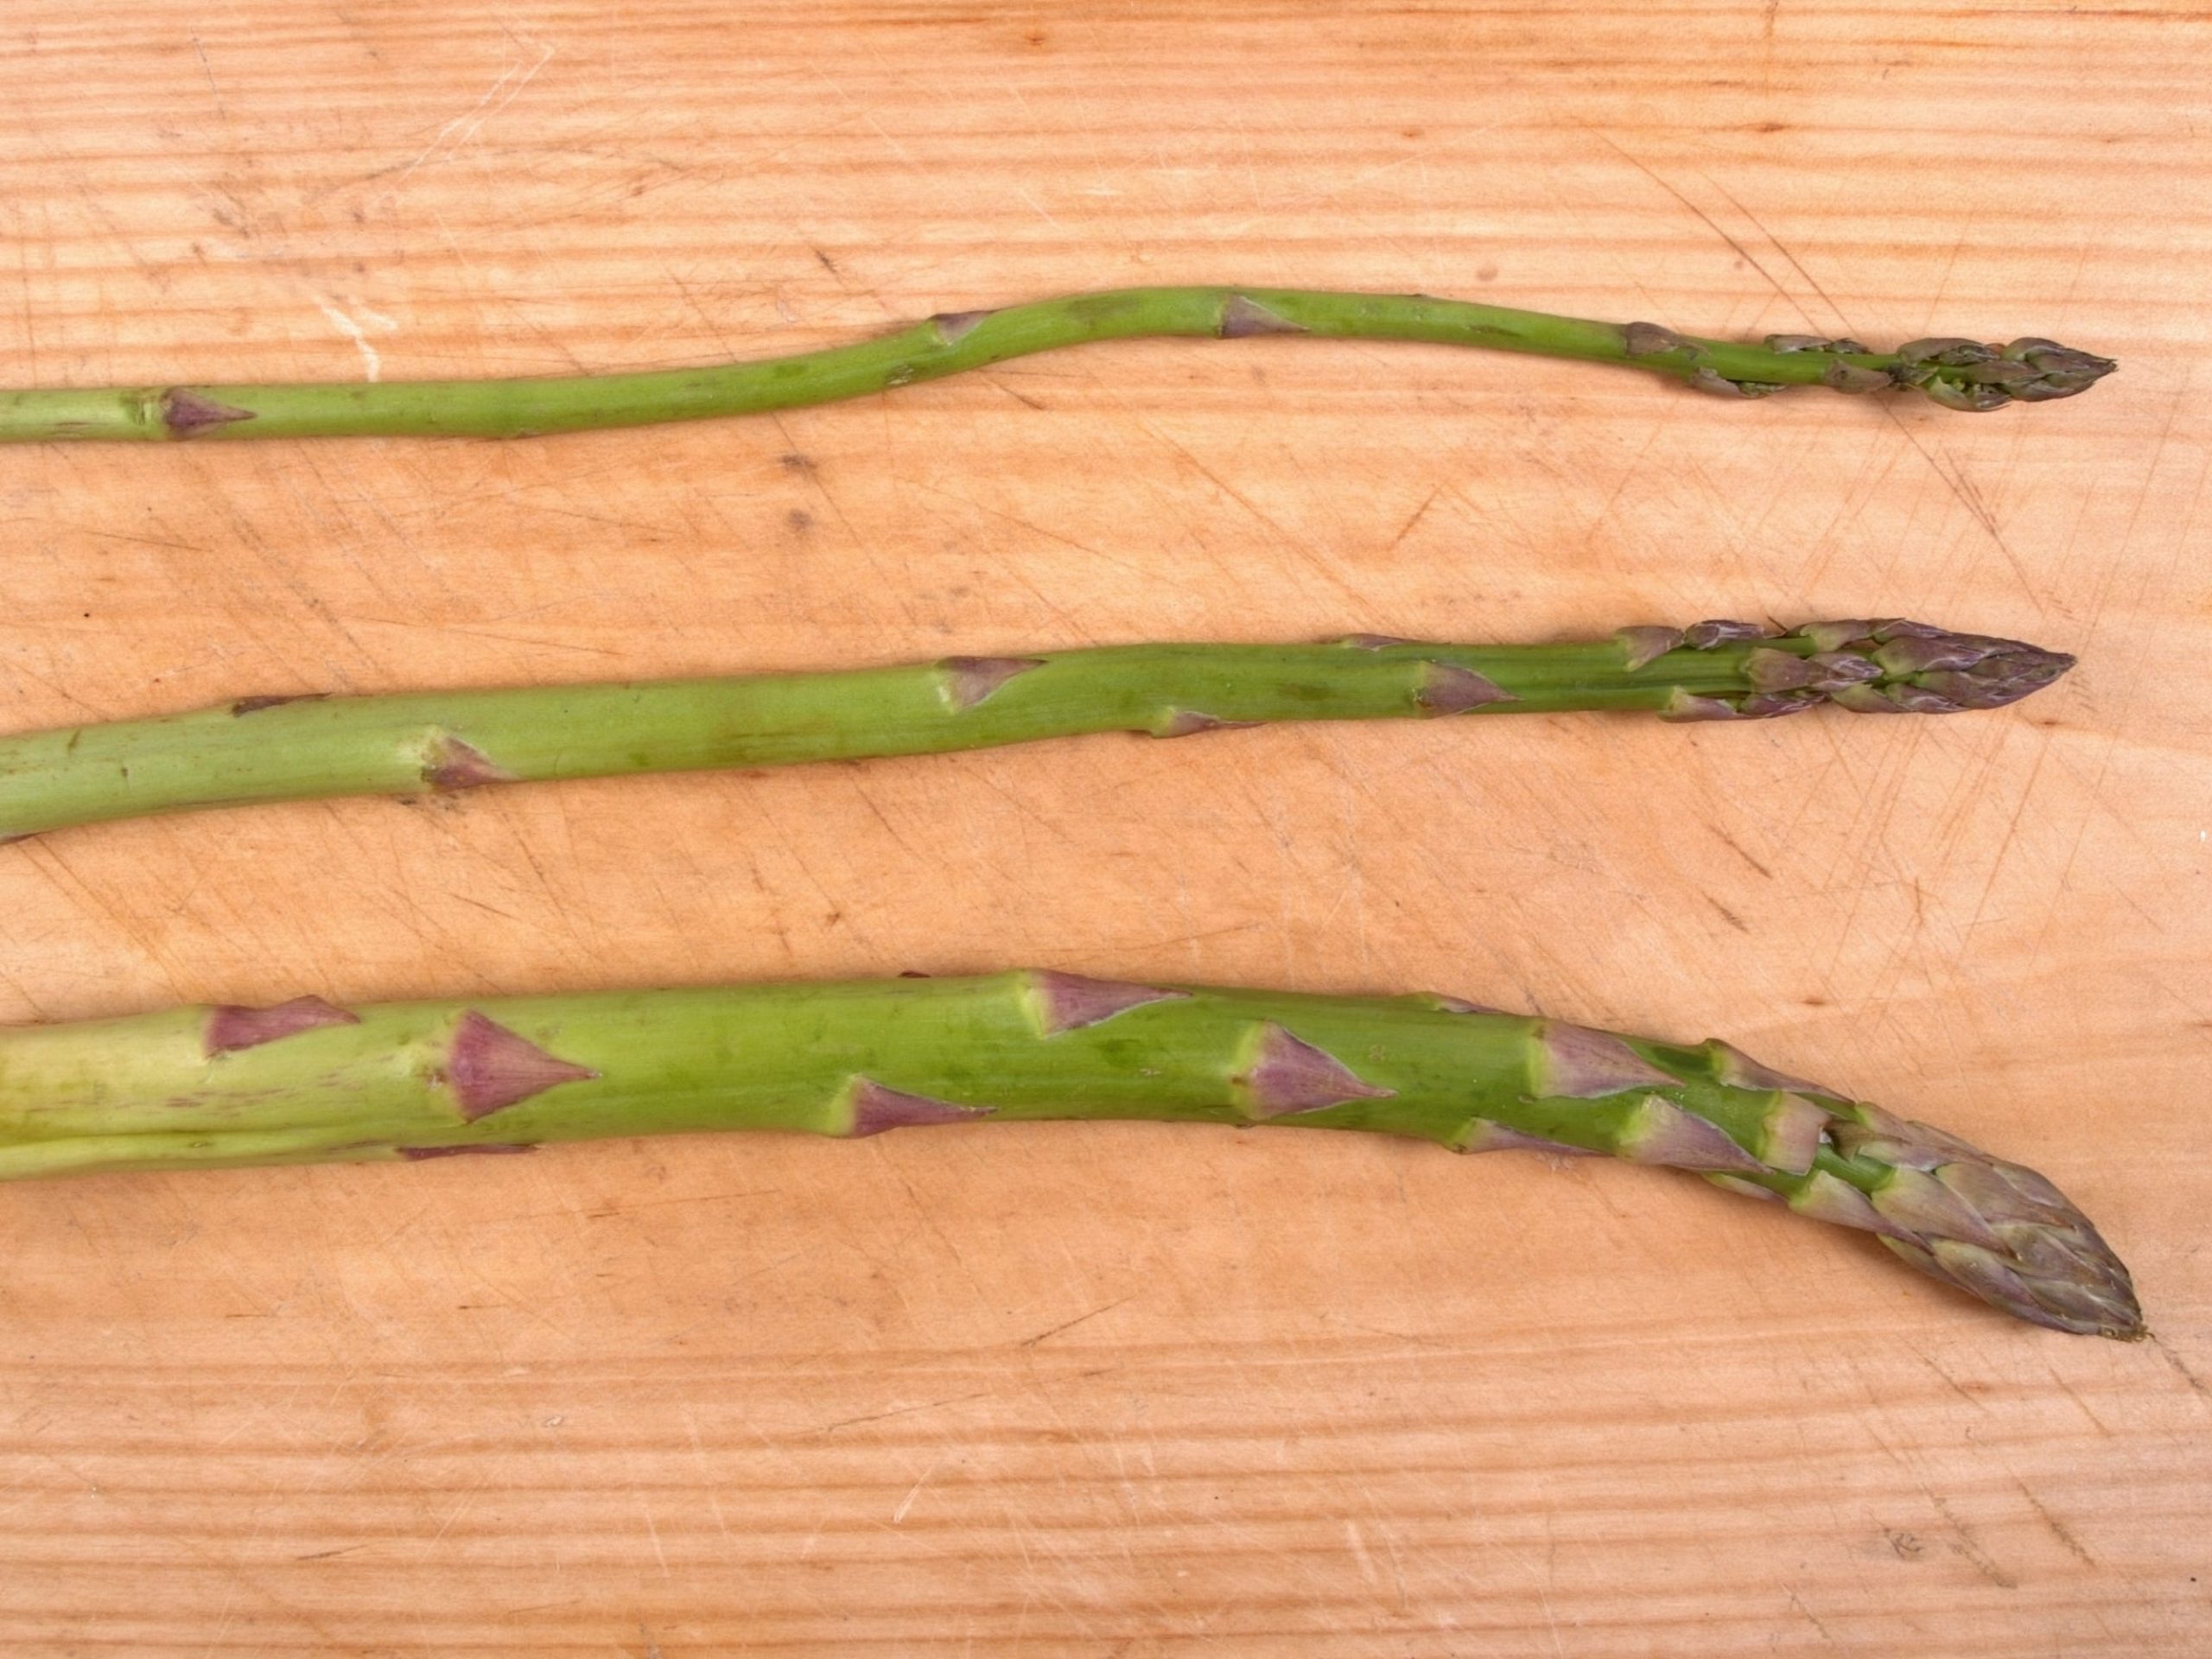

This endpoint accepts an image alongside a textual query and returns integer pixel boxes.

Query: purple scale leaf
[1218,295,1306,337]
[1155,709,1263,738]
[422,735,516,790]
[1682,620,1768,649]
[1870,1167,2005,1250]
[1417,662,1517,714]
[1336,632,1419,651]
[445,1012,599,1122]
[1657,690,1741,722]
[847,1078,996,1137]
[1535,1024,1676,1098]
[938,656,1045,710]
[1616,626,1684,671]
[162,389,255,436]
[1238,1024,1394,1119]
[1031,971,1187,1034]
[204,995,361,1058]
[932,308,992,344]
[1758,1094,1831,1175]
[1789,1170,1910,1239]
[1704,1040,1847,1099]
[1460,1120,1599,1157]
[1618,1096,1765,1173]
[1745,648,1821,692]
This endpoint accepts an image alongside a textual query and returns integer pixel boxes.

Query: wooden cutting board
[0,2,2205,1652]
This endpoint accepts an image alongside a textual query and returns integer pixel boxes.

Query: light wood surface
[1,3,2207,1652]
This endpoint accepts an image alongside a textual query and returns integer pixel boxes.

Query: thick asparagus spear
[0,287,2113,442]
[0,970,2139,1337]
[0,619,2071,842]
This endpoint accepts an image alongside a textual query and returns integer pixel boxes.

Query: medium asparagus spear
[0,619,2071,842]
[0,970,2139,1338]
[0,287,2113,442]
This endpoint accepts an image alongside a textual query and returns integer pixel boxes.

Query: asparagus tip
[1830,1105,2143,1338]
[1847,620,2075,713]
[1897,336,2118,410]
[1656,620,2078,720]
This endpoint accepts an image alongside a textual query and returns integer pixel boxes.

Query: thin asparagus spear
[0,287,2113,442]
[0,619,2071,843]
[0,969,2140,1338]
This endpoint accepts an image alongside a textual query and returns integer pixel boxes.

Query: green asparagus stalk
[0,287,2114,442]
[0,969,2140,1337]
[0,619,2072,843]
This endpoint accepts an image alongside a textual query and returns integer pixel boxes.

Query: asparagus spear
[0,970,2139,1338]
[0,287,2113,442]
[0,619,2071,843]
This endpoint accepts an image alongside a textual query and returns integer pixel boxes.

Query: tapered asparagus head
[1791,620,2076,714]
[1643,618,2075,720]
[1818,1103,2142,1338]
[1893,336,2117,411]
[1509,1025,2138,1337]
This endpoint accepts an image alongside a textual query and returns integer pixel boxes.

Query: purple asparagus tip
[1817,621,2075,715]
[1823,1103,2143,1338]
[1895,336,2117,410]
[1661,620,2075,721]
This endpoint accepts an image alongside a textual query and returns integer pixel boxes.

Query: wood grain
[0,1,2207,1652]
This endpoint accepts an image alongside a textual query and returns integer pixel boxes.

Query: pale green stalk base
[0,619,2072,842]
[0,970,2140,1338]
[0,288,2115,442]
